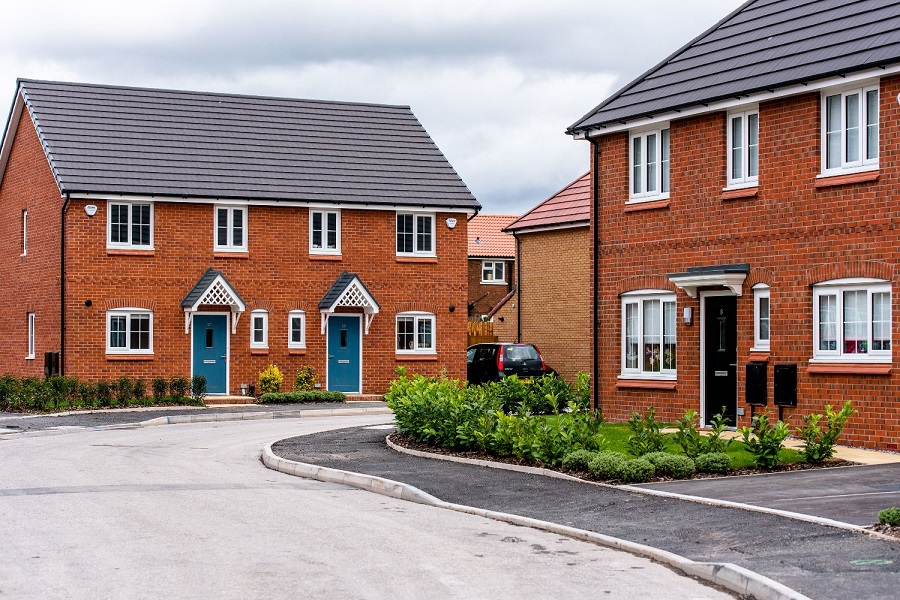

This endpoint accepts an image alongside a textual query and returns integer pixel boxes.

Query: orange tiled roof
[468,214,517,258]
[504,172,590,233]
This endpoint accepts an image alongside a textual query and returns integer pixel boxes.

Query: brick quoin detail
[616,274,676,295]
[804,261,894,285]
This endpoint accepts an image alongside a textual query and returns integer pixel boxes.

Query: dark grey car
[466,343,547,385]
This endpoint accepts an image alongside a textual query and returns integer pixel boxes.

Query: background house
[567,0,900,449]
[504,173,591,383]
[467,214,517,333]
[0,79,479,396]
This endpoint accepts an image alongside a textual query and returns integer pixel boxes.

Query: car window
[474,347,494,362]
[505,345,539,361]
[466,348,476,364]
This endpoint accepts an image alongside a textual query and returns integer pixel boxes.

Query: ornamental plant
[626,407,667,456]
[878,507,900,526]
[191,375,208,404]
[293,366,317,391]
[738,412,789,470]
[797,401,855,464]
[258,364,284,395]
[169,376,190,401]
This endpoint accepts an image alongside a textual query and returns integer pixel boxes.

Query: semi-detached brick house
[567,0,900,450]
[0,79,480,396]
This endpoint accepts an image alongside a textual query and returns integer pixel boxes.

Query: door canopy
[181,268,246,333]
[319,271,380,335]
[667,263,749,298]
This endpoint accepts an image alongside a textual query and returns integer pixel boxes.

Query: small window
[629,126,670,202]
[822,84,879,174]
[753,284,770,351]
[481,261,506,284]
[288,310,306,349]
[22,209,27,256]
[215,206,247,251]
[621,292,676,378]
[309,210,341,254]
[106,309,153,354]
[26,312,35,359]
[396,312,436,353]
[108,202,153,249]
[251,310,268,349]
[396,213,435,256]
[727,109,759,187]
[813,279,890,362]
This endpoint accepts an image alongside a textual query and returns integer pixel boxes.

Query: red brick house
[467,214,516,323]
[0,79,479,395]
[567,0,900,449]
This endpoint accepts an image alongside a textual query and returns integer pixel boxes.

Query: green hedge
[258,390,345,404]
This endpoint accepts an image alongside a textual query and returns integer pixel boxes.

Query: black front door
[704,296,737,427]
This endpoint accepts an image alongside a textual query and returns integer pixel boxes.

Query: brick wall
[518,226,591,384]
[467,258,514,318]
[491,292,518,342]
[593,74,900,450]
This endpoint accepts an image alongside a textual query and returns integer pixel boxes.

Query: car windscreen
[503,345,540,362]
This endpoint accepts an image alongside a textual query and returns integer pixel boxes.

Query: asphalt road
[0,415,731,600]
[273,426,900,600]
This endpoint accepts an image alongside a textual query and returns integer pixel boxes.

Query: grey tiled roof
[569,0,900,133]
[318,271,380,310]
[16,79,479,209]
[181,268,245,308]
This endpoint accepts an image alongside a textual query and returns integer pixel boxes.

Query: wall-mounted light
[84,299,93,307]
[448,305,455,313]
[683,306,693,326]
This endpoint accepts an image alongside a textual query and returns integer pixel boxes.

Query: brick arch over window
[805,261,894,285]
[746,267,774,288]
[248,300,275,313]
[288,302,311,313]
[616,275,676,296]
[395,302,438,314]
[104,298,157,311]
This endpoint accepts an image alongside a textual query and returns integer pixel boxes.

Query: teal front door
[327,316,361,393]
[193,314,228,394]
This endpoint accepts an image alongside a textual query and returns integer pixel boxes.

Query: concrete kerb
[262,442,810,600]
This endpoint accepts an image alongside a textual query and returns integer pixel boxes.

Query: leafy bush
[739,413,789,470]
[703,410,735,454]
[573,372,591,412]
[96,381,113,407]
[293,366,317,391]
[673,408,733,458]
[259,391,345,403]
[258,364,284,395]
[627,407,667,456]
[561,449,597,473]
[116,377,133,407]
[169,376,190,401]
[77,382,94,408]
[643,452,695,479]
[191,375,208,403]
[0,375,21,411]
[878,507,900,526]
[493,375,531,414]
[797,401,855,464]
[132,379,147,405]
[528,373,571,415]
[588,452,628,480]
[152,378,168,403]
[695,452,732,474]
[621,458,655,483]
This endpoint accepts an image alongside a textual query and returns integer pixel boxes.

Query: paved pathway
[272,426,900,600]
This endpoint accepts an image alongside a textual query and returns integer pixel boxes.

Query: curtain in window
[642,299,661,372]
[819,294,837,351]
[842,290,867,354]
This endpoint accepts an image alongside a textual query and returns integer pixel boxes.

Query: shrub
[116,377,133,407]
[588,452,629,480]
[573,372,591,412]
[0,375,21,411]
[878,507,900,526]
[621,458,656,483]
[259,391,345,403]
[152,378,168,403]
[169,376,190,401]
[703,409,735,454]
[493,375,531,414]
[77,382,94,408]
[643,452,695,479]
[673,409,733,458]
[293,366,317,391]
[96,381,113,407]
[132,379,147,405]
[797,401,856,464]
[739,412,790,470]
[191,375,208,403]
[627,407,667,456]
[695,452,732,474]
[528,374,572,415]
[47,375,69,411]
[561,449,596,473]
[258,364,284,395]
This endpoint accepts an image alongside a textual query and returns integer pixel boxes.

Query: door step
[345,394,385,402]
[203,395,257,405]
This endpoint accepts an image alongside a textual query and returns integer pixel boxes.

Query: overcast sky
[0,0,745,215]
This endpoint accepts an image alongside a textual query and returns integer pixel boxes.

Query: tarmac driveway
[636,464,900,526]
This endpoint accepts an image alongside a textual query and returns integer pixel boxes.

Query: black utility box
[773,363,797,407]
[745,361,767,405]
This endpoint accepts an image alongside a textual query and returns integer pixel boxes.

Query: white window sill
[107,246,155,251]
[214,247,249,253]
[25,355,34,360]
[808,356,891,365]
[626,193,670,205]
[617,373,677,381]
[723,180,759,191]
[750,345,770,353]
[310,249,341,255]
[480,281,507,285]
[106,351,153,356]
[396,350,437,355]
[816,164,879,179]
[396,253,437,259]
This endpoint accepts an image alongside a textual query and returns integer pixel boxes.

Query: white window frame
[726,108,759,189]
[107,201,154,250]
[396,212,436,257]
[812,278,891,363]
[288,310,306,349]
[250,310,268,349]
[396,312,436,354]
[481,260,506,284]
[214,205,248,252]
[309,209,341,255]
[26,312,35,359]
[820,83,879,176]
[21,209,27,256]
[106,309,153,355]
[752,284,770,351]
[628,125,670,203]
[620,290,677,379]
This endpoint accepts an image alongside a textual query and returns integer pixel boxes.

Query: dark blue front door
[328,316,361,393]
[193,314,228,394]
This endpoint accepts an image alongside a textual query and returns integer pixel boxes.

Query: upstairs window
[813,279,890,362]
[310,210,340,254]
[397,213,435,256]
[629,126,670,202]
[251,310,268,349]
[727,110,759,187]
[215,206,247,252]
[822,84,878,174]
[108,202,153,249]
[621,292,676,378]
[26,312,35,359]
[107,309,152,354]
[481,261,506,284]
